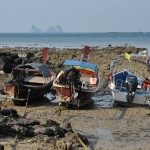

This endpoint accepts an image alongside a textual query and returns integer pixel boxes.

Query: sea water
[0,32,150,49]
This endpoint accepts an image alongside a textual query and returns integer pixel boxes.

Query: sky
[0,0,149,33]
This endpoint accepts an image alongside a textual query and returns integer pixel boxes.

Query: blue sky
[0,0,149,32]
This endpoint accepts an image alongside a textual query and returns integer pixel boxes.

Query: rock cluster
[0,52,36,74]
[0,107,88,149]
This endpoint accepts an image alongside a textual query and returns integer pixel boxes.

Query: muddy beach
[0,46,150,150]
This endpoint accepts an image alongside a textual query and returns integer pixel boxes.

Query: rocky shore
[0,45,148,80]
[0,46,150,150]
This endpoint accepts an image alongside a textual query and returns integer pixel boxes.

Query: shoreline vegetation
[0,45,150,150]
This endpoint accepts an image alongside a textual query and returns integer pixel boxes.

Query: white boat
[108,58,150,106]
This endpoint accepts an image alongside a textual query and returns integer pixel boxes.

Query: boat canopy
[114,70,143,85]
[64,60,98,72]
[17,63,50,77]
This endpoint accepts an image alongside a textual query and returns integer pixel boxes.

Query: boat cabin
[111,70,142,90]
[58,60,99,90]
[11,63,53,86]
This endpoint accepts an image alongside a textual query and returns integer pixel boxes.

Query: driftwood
[69,123,90,150]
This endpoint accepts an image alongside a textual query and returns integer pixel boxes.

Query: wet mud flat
[0,46,150,149]
[0,103,89,150]
[1,92,150,150]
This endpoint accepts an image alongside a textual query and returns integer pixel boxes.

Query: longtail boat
[3,48,56,105]
[53,46,100,108]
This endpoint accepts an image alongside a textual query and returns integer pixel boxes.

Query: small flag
[124,52,130,61]
[42,48,48,65]
[81,46,90,62]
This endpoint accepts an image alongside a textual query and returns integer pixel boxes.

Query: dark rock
[0,58,15,73]
[14,58,22,64]
[1,108,11,116]
[10,108,18,117]
[27,52,34,58]
[50,126,66,138]
[46,119,59,127]
[34,126,54,136]
[0,108,18,117]
[12,125,34,137]
[0,53,6,57]
[0,144,4,150]
[0,58,5,71]
[10,54,19,60]
[18,119,40,126]
[5,56,15,64]
[0,124,17,136]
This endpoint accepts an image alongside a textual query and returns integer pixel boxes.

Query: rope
[52,107,67,123]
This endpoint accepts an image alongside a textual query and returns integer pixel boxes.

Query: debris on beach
[0,107,89,150]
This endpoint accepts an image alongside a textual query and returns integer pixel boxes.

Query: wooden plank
[24,76,51,84]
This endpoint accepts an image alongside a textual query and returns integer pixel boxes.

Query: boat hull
[55,86,93,107]
[111,90,150,106]
[4,81,53,101]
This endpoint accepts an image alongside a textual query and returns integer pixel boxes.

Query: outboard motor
[125,76,138,103]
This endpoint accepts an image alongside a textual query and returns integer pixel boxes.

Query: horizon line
[0,31,150,34]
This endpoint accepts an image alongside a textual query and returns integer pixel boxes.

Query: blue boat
[108,58,150,106]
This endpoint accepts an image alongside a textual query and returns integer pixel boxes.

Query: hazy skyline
[0,0,149,33]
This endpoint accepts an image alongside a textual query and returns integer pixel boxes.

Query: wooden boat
[53,46,100,108]
[2,48,56,105]
[3,63,56,104]
[107,58,150,106]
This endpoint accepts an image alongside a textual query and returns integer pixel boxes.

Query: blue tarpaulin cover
[63,60,97,72]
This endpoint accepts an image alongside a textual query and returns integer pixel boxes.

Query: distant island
[30,25,63,33]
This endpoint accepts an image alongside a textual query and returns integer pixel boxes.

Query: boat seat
[23,76,51,84]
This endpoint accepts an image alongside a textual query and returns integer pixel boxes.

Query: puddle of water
[92,91,114,108]
[95,128,113,139]
[0,138,5,142]
[44,92,58,103]
[0,137,13,143]
[86,128,114,149]
[45,91,114,108]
